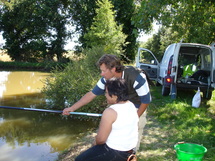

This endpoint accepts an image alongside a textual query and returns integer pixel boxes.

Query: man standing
[63,54,151,150]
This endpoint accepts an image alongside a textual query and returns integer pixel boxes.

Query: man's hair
[105,78,128,102]
[97,54,124,73]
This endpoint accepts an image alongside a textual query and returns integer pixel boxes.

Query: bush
[42,46,112,114]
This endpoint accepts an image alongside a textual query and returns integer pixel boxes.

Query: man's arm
[62,91,97,115]
[134,73,151,117]
[137,103,149,117]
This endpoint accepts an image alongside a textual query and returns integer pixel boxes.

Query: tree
[143,27,180,61]
[112,0,138,61]
[68,0,97,49]
[84,0,126,54]
[69,0,139,61]
[0,0,69,62]
[134,0,215,45]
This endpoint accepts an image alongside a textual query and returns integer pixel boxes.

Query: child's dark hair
[105,78,128,102]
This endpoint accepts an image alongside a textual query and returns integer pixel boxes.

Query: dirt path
[58,132,97,161]
[58,115,175,161]
[137,115,175,160]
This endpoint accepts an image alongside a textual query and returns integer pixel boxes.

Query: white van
[136,42,215,100]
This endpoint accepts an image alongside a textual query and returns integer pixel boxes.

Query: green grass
[138,86,215,161]
[0,61,68,71]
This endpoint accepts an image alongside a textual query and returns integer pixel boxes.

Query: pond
[0,71,99,161]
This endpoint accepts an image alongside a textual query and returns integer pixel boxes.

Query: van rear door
[136,48,159,81]
[170,43,181,84]
[211,43,215,88]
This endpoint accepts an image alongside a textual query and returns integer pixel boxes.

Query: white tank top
[106,101,139,151]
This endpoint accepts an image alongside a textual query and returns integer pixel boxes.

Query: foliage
[69,0,139,61]
[68,0,97,49]
[137,86,215,160]
[84,0,127,55]
[1,0,215,63]
[142,27,180,62]
[0,0,69,62]
[42,46,108,114]
[112,0,138,61]
[134,0,215,45]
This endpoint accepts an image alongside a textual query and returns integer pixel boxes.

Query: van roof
[177,43,211,48]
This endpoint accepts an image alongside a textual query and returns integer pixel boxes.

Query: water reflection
[0,71,49,97]
[0,71,48,108]
[0,71,99,161]
[0,109,97,151]
[0,71,10,98]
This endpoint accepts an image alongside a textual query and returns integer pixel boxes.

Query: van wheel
[162,85,170,96]
[203,91,212,100]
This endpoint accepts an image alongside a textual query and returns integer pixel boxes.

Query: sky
[1,33,154,50]
[0,32,5,49]
[0,24,160,50]
[65,23,160,50]
[137,23,160,42]
[63,29,158,50]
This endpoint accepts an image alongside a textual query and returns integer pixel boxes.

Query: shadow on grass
[138,86,215,161]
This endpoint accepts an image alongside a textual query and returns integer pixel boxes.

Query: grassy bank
[0,61,68,71]
[2,51,214,160]
[0,51,73,71]
[59,86,215,161]
[138,86,215,161]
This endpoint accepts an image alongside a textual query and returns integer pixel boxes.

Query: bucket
[174,143,207,161]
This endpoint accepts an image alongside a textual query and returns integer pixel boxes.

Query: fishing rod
[0,106,102,117]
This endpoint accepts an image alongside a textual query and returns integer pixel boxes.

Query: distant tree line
[0,0,214,62]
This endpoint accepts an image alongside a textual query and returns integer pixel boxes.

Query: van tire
[162,85,170,96]
[203,90,212,100]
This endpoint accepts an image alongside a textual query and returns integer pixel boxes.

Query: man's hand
[62,91,97,115]
[62,107,74,115]
[137,103,148,117]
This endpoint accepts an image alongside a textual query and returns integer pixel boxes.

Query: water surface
[0,71,98,161]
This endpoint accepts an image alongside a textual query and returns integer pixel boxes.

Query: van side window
[200,48,212,70]
[139,50,157,65]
